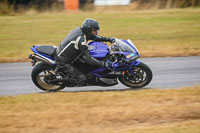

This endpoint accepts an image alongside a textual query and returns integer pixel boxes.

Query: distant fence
[94,0,131,6]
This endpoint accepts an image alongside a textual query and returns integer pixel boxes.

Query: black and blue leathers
[55,27,112,85]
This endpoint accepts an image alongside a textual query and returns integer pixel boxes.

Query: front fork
[129,60,141,76]
[116,59,140,77]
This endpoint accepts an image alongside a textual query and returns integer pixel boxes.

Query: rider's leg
[58,63,87,85]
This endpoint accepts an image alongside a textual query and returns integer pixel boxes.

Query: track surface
[0,56,200,96]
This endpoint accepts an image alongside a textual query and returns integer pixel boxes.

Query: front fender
[130,59,141,67]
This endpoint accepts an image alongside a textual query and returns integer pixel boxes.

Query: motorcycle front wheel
[118,62,152,88]
[31,63,65,92]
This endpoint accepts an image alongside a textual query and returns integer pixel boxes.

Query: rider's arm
[78,36,104,67]
[93,35,114,43]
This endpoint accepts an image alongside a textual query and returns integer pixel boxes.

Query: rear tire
[31,63,65,92]
[118,62,152,88]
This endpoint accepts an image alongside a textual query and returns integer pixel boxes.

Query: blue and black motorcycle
[29,38,152,91]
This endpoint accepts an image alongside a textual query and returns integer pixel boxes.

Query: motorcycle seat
[36,45,57,57]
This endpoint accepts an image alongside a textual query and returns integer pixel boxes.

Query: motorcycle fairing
[88,41,110,60]
[91,67,108,78]
[89,39,141,78]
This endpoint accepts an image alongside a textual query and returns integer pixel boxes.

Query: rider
[55,18,115,85]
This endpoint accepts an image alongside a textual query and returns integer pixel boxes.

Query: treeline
[1,0,64,11]
[2,0,200,10]
[0,0,95,14]
[132,0,200,9]
[0,0,200,15]
[0,0,93,11]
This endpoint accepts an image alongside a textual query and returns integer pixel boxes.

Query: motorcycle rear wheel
[31,63,65,92]
[118,62,152,88]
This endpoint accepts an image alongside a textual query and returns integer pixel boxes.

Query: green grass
[0,8,200,62]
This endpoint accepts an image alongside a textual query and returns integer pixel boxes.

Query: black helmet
[81,18,100,40]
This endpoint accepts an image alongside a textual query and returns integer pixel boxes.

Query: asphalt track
[0,56,200,96]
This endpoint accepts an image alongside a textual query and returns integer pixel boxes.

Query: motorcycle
[29,38,153,92]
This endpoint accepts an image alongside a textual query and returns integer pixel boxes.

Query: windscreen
[110,39,134,53]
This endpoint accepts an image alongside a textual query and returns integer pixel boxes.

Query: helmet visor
[91,28,99,37]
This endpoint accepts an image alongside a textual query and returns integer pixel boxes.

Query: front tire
[31,63,65,92]
[118,62,152,88]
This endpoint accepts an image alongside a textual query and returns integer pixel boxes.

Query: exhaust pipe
[29,54,51,65]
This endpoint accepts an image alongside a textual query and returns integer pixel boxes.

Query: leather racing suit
[55,27,112,85]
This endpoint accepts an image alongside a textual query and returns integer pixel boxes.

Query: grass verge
[0,8,200,62]
[0,86,200,133]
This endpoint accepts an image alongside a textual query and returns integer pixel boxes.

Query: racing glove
[108,37,116,43]
[104,60,113,68]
